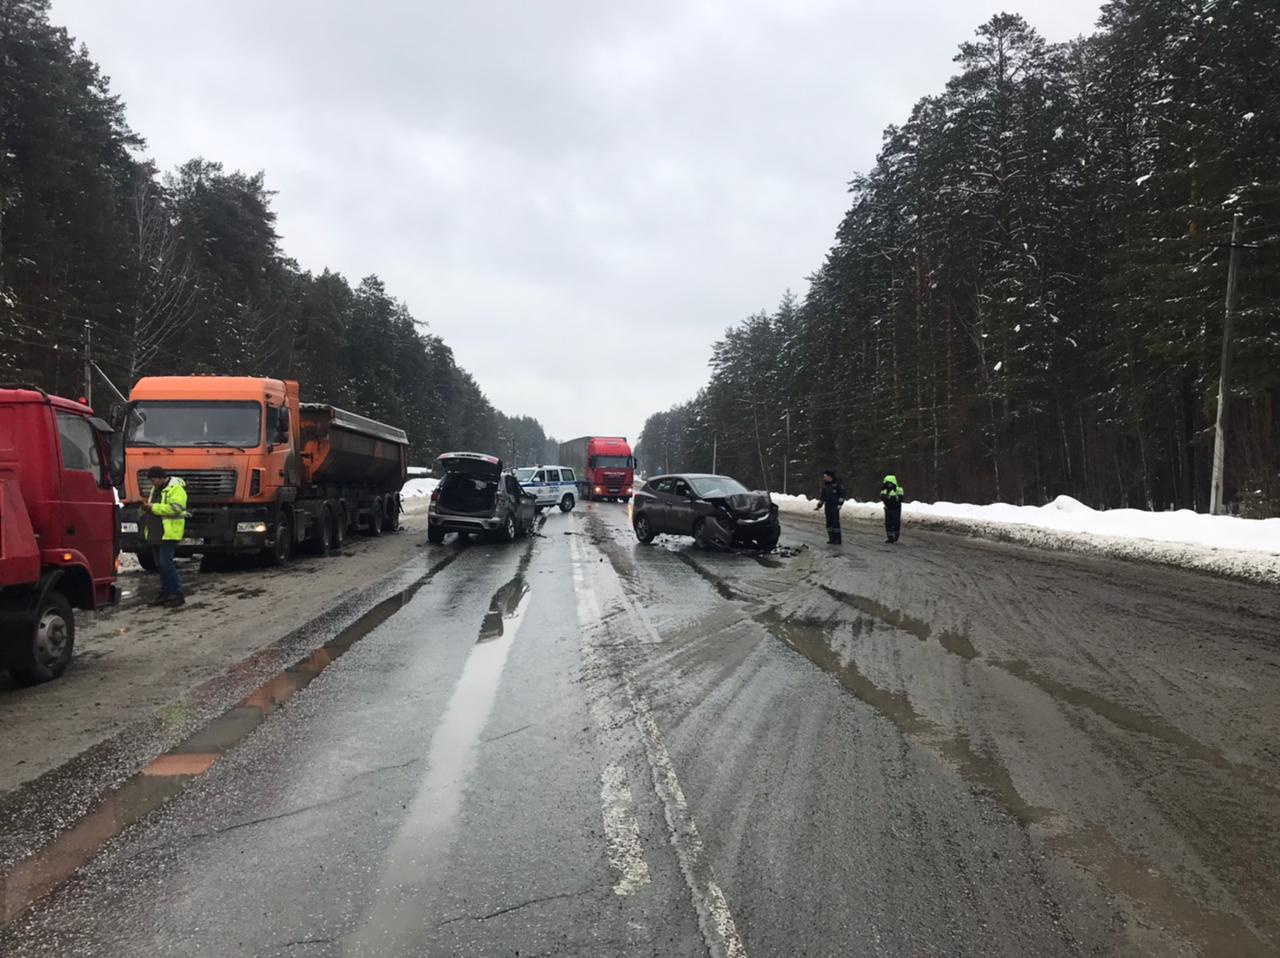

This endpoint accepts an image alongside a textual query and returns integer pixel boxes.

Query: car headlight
[120,521,138,534]
[236,521,269,534]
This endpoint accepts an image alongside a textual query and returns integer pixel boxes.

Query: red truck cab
[0,387,118,685]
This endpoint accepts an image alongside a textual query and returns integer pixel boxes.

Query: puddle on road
[756,609,1276,957]
[821,584,978,659]
[0,550,463,928]
[478,571,531,642]
[346,543,536,952]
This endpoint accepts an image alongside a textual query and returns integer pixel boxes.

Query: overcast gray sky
[53,0,1104,444]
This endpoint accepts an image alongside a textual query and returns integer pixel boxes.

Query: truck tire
[559,494,575,513]
[264,513,293,566]
[427,526,445,544]
[308,507,335,556]
[367,499,384,537]
[382,496,399,533]
[12,591,75,686]
[135,550,157,573]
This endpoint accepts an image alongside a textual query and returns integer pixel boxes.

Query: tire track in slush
[569,529,747,958]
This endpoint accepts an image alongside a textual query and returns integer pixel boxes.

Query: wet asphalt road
[1,503,1277,957]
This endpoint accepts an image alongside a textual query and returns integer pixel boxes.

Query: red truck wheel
[12,591,75,686]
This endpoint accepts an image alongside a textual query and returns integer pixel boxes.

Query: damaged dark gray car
[632,473,781,551]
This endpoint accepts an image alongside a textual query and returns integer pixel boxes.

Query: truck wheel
[427,526,445,544]
[382,496,399,533]
[559,494,575,513]
[12,591,75,686]
[310,508,335,556]
[135,550,157,573]
[634,512,655,544]
[368,499,385,537]
[265,513,293,566]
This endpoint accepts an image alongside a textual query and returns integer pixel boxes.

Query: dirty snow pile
[773,492,1280,582]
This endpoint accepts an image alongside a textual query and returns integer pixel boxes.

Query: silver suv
[427,452,537,543]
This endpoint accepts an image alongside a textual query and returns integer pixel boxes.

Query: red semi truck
[0,387,118,685]
[558,436,635,502]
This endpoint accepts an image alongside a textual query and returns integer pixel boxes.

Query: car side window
[532,470,545,483]
[651,477,674,495]
[506,475,521,496]
[546,469,560,483]
[672,479,691,498]
[56,412,99,473]
[562,469,575,482]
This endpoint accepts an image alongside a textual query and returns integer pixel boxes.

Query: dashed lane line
[570,528,748,958]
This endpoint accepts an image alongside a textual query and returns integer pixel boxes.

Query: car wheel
[757,532,780,552]
[11,590,75,686]
[560,494,574,513]
[264,512,293,566]
[427,525,445,544]
[692,518,708,548]
[501,513,517,543]
[634,512,655,544]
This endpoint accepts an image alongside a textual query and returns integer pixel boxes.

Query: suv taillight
[430,488,440,503]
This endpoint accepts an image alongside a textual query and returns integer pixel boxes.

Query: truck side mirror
[108,432,126,487]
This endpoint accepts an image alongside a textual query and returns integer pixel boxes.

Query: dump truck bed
[299,404,409,489]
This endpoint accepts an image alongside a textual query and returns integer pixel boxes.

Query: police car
[513,465,577,512]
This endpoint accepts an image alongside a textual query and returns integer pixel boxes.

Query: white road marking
[570,528,748,958]
[600,764,652,896]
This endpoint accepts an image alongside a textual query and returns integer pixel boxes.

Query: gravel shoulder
[0,505,432,794]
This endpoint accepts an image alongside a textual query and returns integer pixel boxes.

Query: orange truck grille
[137,469,237,500]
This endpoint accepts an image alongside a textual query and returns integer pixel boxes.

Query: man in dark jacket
[813,470,845,544]
[880,474,904,543]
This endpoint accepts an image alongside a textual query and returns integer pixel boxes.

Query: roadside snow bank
[401,476,438,514]
[775,493,1280,582]
[401,477,439,499]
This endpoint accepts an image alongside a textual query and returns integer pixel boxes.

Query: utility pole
[80,316,93,406]
[783,409,791,496]
[1209,212,1243,516]
[711,434,717,473]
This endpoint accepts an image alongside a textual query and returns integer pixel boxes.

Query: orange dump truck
[118,377,407,566]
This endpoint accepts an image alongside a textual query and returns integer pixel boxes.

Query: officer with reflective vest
[880,474,904,543]
[141,465,189,607]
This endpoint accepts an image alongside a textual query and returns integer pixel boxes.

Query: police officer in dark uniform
[813,469,845,544]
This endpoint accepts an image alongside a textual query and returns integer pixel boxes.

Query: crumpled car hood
[717,492,773,517]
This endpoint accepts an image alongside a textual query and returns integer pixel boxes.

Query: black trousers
[824,502,842,543]
[884,501,902,540]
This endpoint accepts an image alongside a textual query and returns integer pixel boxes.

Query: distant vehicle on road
[118,377,408,567]
[428,452,537,543]
[632,473,780,551]
[513,465,577,512]
[0,387,119,685]
[558,436,634,502]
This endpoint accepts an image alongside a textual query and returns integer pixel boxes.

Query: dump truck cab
[120,377,299,561]
[119,376,407,565]
[0,386,118,684]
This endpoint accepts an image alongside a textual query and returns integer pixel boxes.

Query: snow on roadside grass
[773,493,1280,583]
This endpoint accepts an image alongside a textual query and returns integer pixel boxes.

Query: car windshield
[689,475,750,498]
[125,401,262,447]
[514,468,535,482]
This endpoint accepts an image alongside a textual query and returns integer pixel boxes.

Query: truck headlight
[236,521,269,534]
[594,486,603,494]
[120,521,138,534]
